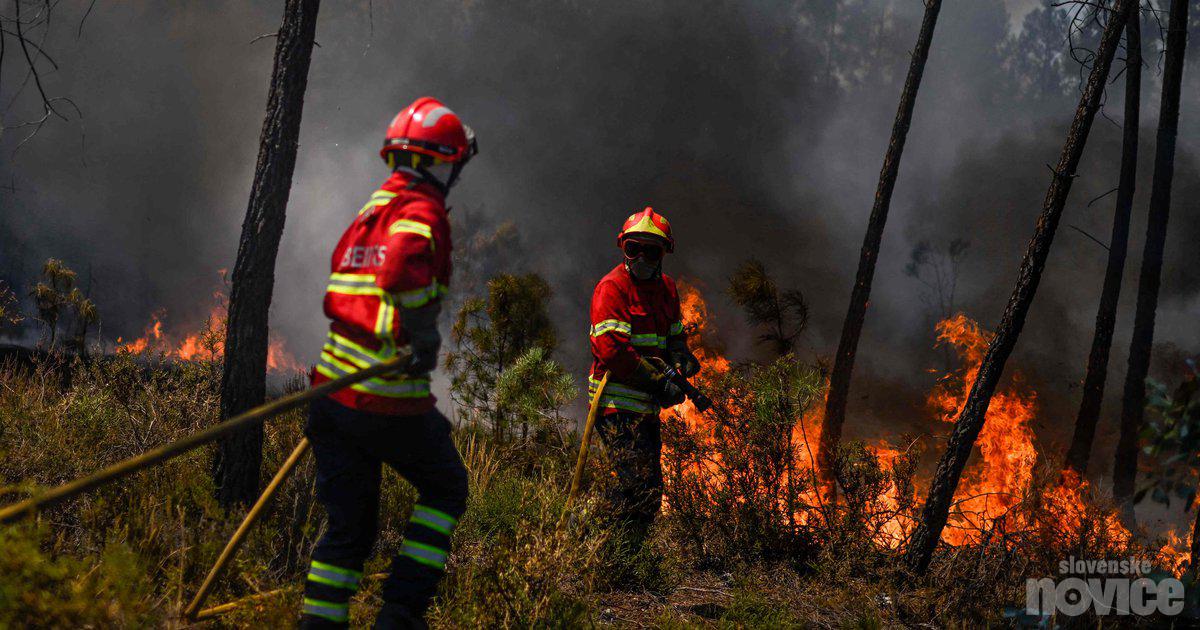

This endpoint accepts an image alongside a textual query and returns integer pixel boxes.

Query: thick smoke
[2,1,1198,497]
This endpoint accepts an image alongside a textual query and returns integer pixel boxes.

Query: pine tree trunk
[1064,1,1141,476]
[820,0,943,484]
[213,0,321,508]
[903,0,1133,576]
[1112,0,1189,508]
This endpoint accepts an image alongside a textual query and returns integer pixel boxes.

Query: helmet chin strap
[394,164,461,196]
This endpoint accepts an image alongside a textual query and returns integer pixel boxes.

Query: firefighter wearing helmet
[588,207,701,550]
[300,97,477,629]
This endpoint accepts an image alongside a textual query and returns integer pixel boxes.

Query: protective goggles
[622,240,665,262]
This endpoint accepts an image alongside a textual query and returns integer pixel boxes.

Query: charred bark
[1064,1,1141,476]
[1112,0,1189,508]
[820,0,943,485]
[903,0,1133,576]
[213,0,321,508]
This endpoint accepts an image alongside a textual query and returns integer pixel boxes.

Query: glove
[400,302,442,374]
[667,340,701,378]
[654,378,686,408]
[627,356,686,408]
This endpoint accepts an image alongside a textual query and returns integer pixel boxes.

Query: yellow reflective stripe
[330,272,377,283]
[590,381,651,401]
[630,333,667,348]
[317,352,431,398]
[326,284,384,296]
[328,332,389,362]
[323,342,370,370]
[396,281,445,309]
[388,219,434,246]
[669,321,685,336]
[303,598,349,622]
[400,540,448,569]
[358,190,398,216]
[597,395,656,414]
[590,319,632,337]
[327,273,383,296]
[375,292,396,338]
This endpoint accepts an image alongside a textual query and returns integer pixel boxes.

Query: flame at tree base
[663,282,1190,567]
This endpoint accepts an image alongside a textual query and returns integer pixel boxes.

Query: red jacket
[311,171,452,415]
[589,264,685,415]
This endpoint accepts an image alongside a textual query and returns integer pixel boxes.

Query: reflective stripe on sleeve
[589,319,632,337]
[396,281,446,309]
[388,219,435,247]
[359,189,398,216]
[630,333,667,348]
[669,321,685,336]
[588,377,651,401]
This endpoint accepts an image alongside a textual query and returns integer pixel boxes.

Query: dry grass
[0,353,1184,628]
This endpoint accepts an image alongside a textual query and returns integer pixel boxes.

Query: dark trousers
[595,411,663,546]
[301,396,468,628]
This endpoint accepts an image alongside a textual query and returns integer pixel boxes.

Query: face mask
[626,258,661,281]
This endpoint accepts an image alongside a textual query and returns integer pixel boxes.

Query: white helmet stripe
[422,106,453,128]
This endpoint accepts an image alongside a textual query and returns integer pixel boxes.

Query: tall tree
[820,0,943,485]
[1112,0,1190,508]
[213,0,321,508]
[904,0,1134,575]
[1064,0,1142,476]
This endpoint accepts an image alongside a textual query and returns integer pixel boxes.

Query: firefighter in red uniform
[300,97,477,629]
[589,208,701,549]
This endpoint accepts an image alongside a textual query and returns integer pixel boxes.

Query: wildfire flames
[115,288,301,373]
[669,282,1191,565]
[928,314,1038,545]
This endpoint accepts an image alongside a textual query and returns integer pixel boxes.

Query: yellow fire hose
[0,349,408,523]
[183,437,311,620]
[566,371,609,510]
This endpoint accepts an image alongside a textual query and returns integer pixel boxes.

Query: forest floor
[0,353,1187,628]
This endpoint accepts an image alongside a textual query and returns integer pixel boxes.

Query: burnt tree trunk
[1064,1,1141,476]
[1112,0,1189,508]
[213,0,321,508]
[819,0,942,485]
[903,0,1133,576]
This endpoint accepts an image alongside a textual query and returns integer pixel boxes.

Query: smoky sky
[2,0,1198,495]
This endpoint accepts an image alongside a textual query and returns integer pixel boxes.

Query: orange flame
[115,287,302,373]
[929,313,1038,544]
[661,287,1191,565]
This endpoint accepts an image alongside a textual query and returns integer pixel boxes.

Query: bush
[661,353,824,566]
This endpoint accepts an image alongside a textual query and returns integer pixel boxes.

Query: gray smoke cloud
[2,1,1198,509]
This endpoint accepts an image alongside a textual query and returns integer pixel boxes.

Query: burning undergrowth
[112,278,302,374]
[660,281,1190,578]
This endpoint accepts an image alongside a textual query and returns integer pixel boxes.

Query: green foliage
[432,456,608,628]
[1139,360,1200,508]
[0,525,157,628]
[494,346,577,441]
[662,354,825,565]
[726,258,808,357]
[27,258,98,351]
[446,273,560,440]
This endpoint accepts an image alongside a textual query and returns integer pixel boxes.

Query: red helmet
[617,207,674,252]
[380,97,478,165]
